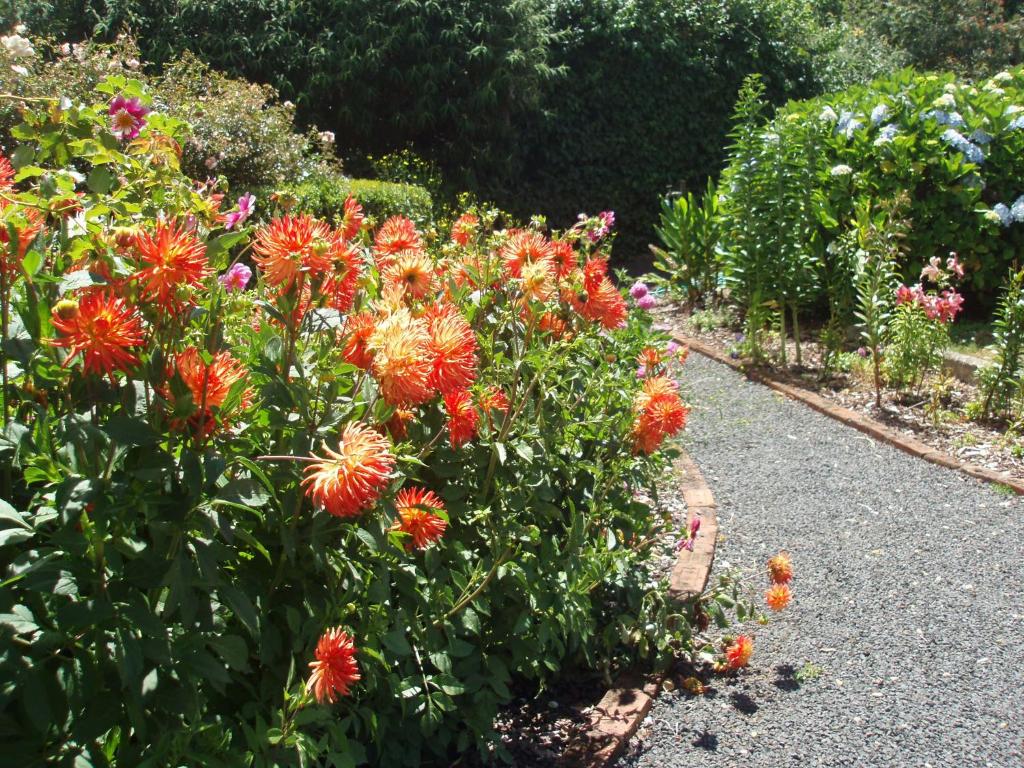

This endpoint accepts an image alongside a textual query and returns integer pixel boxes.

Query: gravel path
[618,353,1024,768]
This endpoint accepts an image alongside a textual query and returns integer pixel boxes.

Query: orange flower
[384,408,415,440]
[392,486,448,550]
[425,304,477,394]
[520,259,555,302]
[49,292,144,377]
[341,311,376,370]
[307,627,360,704]
[725,635,753,670]
[303,422,396,518]
[0,153,13,189]
[444,388,479,447]
[549,240,577,278]
[539,311,569,339]
[369,308,434,406]
[501,229,554,278]
[0,206,44,278]
[132,220,210,306]
[767,552,793,584]
[165,347,253,437]
[320,239,363,312]
[373,216,422,268]
[339,195,365,241]
[478,385,510,422]
[637,346,662,370]
[450,213,479,246]
[632,376,689,454]
[676,345,690,364]
[383,250,435,299]
[571,259,627,330]
[253,214,333,288]
[765,583,792,612]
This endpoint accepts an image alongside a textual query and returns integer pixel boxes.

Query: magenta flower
[108,95,149,141]
[666,340,681,356]
[636,365,647,379]
[224,193,256,230]
[629,281,649,299]
[219,263,252,292]
[676,517,701,552]
[636,294,657,310]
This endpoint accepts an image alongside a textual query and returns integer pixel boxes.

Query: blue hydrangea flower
[1012,196,1024,224]
[941,129,984,165]
[992,203,1013,227]
[946,111,965,128]
[1009,116,1024,131]
[969,128,993,145]
[874,124,898,145]
[870,104,889,126]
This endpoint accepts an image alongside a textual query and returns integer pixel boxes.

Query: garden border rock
[568,450,719,767]
[673,332,1024,495]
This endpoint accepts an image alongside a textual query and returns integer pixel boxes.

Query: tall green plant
[978,266,1024,418]
[652,180,720,307]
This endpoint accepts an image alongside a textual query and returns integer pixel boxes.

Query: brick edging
[574,451,719,767]
[674,332,1024,495]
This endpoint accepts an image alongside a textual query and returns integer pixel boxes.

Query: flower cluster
[940,128,985,165]
[987,196,1024,228]
[894,254,965,323]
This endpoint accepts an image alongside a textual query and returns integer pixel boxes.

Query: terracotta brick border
[674,332,1024,495]
[571,451,719,767]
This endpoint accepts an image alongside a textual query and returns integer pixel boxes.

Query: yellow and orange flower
[450,212,479,246]
[303,422,396,518]
[341,311,376,370]
[767,552,793,584]
[444,388,479,448]
[165,347,253,437]
[765,583,792,612]
[425,304,477,394]
[500,229,554,278]
[307,627,360,704]
[382,249,435,299]
[320,239,363,312]
[368,308,434,406]
[132,220,210,306]
[338,195,365,241]
[478,385,510,424]
[253,214,333,288]
[392,486,448,550]
[49,292,144,377]
[632,376,690,454]
[520,259,555,302]
[384,407,415,440]
[637,346,662,370]
[539,311,569,340]
[571,258,628,330]
[725,635,753,670]
[373,216,422,267]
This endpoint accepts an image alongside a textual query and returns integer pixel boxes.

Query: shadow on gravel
[773,664,801,692]
[692,730,719,751]
[729,691,759,715]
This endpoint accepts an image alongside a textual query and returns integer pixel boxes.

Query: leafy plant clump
[0,80,738,767]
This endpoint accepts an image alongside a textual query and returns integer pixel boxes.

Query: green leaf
[86,166,115,194]
[0,499,32,530]
[0,605,37,635]
[209,635,250,671]
[382,629,411,657]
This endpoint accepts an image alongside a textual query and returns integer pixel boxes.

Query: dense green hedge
[286,174,433,227]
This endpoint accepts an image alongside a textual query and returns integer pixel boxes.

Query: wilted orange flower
[303,422,396,518]
[676,345,690,364]
[341,312,376,370]
[767,552,793,584]
[637,346,662,370]
[632,376,689,454]
[320,239,363,312]
[0,206,44,277]
[0,153,13,189]
[520,259,555,302]
[392,486,448,550]
[501,229,554,278]
[765,583,792,612]
[444,388,479,448]
[253,214,333,288]
[369,308,434,406]
[681,676,707,695]
[725,636,753,670]
[165,347,253,437]
[373,216,422,267]
[478,385,510,422]
[450,213,479,246]
[539,311,569,339]
[425,304,477,394]
[132,220,210,306]
[49,292,144,377]
[549,240,577,278]
[383,250,435,299]
[307,627,360,704]
[339,195,365,241]
[384,408,415,440]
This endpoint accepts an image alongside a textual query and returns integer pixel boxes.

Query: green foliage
[653,180,721,307]
[884,301,950,393]
[286,173,434,228]
[978,266,1024,418]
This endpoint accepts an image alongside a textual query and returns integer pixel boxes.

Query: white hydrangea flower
[819,106,838,123]
[993,71,1013,83]
[1,34,34,59]
[933,93,956,110]
[830,164,853,177]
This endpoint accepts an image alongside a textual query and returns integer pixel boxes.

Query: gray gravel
[618,353,1024,768]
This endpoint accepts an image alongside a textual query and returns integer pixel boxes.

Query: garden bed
[653,301,1024,482]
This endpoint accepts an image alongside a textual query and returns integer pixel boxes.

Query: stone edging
[674,332,1024,496]
[573,451,719,767]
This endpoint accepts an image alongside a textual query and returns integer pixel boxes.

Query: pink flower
[224,193,256,230]
[636,294,657,310]
[920,256,943,283]
[108,95,149,141]
[630,281,649,299]
[666,340,680,355]
[946,253,964,279]
[636,365,647,379]
[676,517,701,552]
[219,263,252,291]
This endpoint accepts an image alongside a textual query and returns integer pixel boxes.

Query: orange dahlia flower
[307,627,360,704]
[341,311,376,370]
[444,388,479,448]
[450,213,479,246]
[725,636,753,670]
[500,229,554,278]
[338,195,365,241]
[369,308,434,406]
[637,346,662,370]
[0,206,44,278]
[767,552,793,584]
[765,583,792,612]
[49,292,144,377]
[571,259,628,330]
[392,486,448,550]
[253,214,333,288]
[0,153,13,189]
[478,385,510,424]
[632,376,689,454]
[520,259,555,302]
[382,250,435,299]
[303,422,396,518]
[320,239,363,312]
[373,216,422,267]
[384,408,415,440]
[165,347,253,437]
[425,304,477,394]
[132,220,210,306]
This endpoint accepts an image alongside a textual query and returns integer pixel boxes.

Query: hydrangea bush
[0,80,716,766]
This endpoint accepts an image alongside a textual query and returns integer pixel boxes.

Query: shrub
[286,173,433,227]
[0,81,726,767]
[978,266,1024,418]
[652,180,721,308]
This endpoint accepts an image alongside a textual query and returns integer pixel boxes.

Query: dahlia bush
[0,80,696,766]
